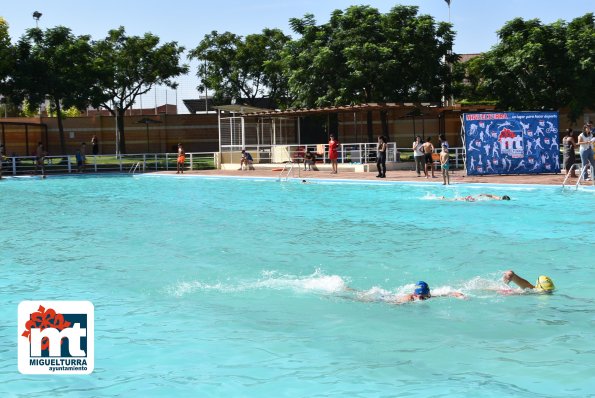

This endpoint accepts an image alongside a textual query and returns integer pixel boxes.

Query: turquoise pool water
[1,175,594,397]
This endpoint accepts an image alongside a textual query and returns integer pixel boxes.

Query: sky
[2,0,593,113]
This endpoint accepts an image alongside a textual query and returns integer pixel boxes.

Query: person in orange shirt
[177,143,185,174]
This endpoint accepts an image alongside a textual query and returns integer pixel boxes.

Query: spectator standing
[328,134,340,174]
[412,135,425,177]
[562,128,577,178]
[376,135,387,178]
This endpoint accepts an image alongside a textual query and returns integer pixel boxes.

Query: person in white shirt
[577,125,595,180]
[412,136,425,177]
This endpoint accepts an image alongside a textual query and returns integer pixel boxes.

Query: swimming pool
[1,175,594,397]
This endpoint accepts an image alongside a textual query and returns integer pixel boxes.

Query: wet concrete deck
[161,167,591,186]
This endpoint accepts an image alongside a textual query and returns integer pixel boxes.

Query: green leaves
[284,5,454,107]
[189,28,290,107]
[458,13,594,121]
[89,27,189,153]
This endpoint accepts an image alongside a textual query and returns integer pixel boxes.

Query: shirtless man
[35,142,45,176]
[422,137,435,178]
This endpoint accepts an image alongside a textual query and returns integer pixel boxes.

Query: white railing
[222,143,465,168]
[0,144,466,176]
[0,152,217,176]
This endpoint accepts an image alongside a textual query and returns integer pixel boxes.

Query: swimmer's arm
[433,291,466,299]
[392,294,415,304]
[503,270,534,289]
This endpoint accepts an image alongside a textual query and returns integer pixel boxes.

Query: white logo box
[18,301,94,375]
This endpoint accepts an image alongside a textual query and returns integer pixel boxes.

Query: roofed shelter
[0,120,48,157]
[215,102,497,151]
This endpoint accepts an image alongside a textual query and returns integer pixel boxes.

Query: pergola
[214,102,497,151]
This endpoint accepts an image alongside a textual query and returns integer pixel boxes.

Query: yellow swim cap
[534,275,555,292]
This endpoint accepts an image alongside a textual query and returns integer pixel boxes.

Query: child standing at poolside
[177,143,185,174]
[440,145,450,185]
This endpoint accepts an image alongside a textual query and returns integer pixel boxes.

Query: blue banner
[463,111,560,175]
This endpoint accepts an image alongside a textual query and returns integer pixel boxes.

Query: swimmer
[439,194,510,202]
[478,194,511,201]
[439,195,476,202]
[502,270,555,293]
[349,281,465,304]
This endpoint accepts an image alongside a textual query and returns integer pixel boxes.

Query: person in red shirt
[328,134,340,174]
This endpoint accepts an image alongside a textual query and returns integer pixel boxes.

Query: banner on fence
[463,111,560,175]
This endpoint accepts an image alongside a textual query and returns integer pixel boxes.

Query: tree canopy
[284,5,454,108]
[91,27,189,153]
[13,26,96,152]
[283,5,454,138]
[456,13,595,121]
[189,28,291,108]
[0,17,14,98]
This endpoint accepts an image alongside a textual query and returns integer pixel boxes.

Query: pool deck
[163,168,590,186]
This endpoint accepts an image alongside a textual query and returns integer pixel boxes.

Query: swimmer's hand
[502,270,514,284]
[449,291,466,299]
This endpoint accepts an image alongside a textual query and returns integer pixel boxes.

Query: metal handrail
[129,161,141,174]
[278,160,300,181]
[562,164,581,189]
[571,164,595,190]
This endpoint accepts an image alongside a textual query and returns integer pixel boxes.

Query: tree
[565,13,595,120]
[0,17,15,99]
[456,14,595,121]
[285,5,455,139]
[91,27,188,154]
[13,26,96,153]
[189,28,291,107]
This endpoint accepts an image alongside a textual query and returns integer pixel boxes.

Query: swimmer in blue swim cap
[503,270,555,293]
[396,280,465,303]
[346,280,465,304]
[413,281,431,299]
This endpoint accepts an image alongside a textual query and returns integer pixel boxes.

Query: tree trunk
[366,110,373,142]
[54,99,66,154]
[117,107,126,154]
[380,110,389,141]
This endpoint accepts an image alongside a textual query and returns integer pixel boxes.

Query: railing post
[11,157,16,176]
[94,155,98,172]
[165,153,169,171]
[119,155,123,172]
[190,153,194,171]
[143,154,146,172]
[154,154,158,171]
[67,156,72,173]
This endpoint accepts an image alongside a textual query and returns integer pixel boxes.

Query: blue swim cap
[414,281,430,296]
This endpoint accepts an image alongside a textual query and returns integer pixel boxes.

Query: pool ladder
[278,160,300,181]
[129,161,142,174]
[562,164,594,190]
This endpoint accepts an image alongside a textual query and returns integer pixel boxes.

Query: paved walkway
[165,168,590,186]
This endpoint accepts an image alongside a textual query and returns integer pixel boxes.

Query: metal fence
[0,152,217,176]
[1,143,464,176]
